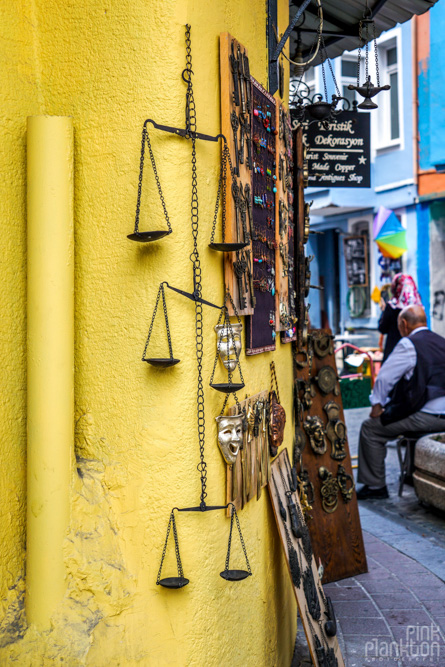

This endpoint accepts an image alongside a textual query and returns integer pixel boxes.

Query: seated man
[357,305,445,499]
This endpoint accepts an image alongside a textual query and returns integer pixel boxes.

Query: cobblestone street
[293,408,445,667]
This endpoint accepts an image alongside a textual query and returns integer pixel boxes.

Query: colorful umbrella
[373,206,408,259]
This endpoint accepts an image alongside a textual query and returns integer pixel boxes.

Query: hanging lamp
[347,2,390,109]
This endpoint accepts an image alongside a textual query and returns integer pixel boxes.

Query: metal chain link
[156,510,184,583]
[134,125,172,234]
[210,142,229,244]
[223,505,235,571]
[233,506,252,574]
[223,505,252,574]
[142,282,174,361]
[161,284,174,358]
[270,361,281,403]
[183,25,208,509]
[373,20,380,86]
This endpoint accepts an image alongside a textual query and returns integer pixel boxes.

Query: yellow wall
[0,0,296,664]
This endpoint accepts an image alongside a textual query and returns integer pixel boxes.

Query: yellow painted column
[26,116,74,629]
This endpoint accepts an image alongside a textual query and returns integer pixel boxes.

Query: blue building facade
[416,2,445,338]
[304,20,421,333]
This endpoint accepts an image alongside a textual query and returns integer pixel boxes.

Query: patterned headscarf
[388,273,422,309]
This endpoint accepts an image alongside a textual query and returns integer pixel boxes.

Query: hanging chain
[183,25,208,509]
[356,22,363,87]
[171,512,184,578]
[270,361,281,403]
[134,125,172,234]
[223,505,235,571]
[319,37,340,100]
[223,505,252,574]
[210,141,229,244]
[142,282,174,360]
[156,511,184,583]
[161,284,174,358]
[373,20,380,86]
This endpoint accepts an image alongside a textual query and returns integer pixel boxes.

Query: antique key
[239,120,245,165]
[242,51,251,113]
[280,241,288,277]
[244,250,256,308]
[240,114,251,170]
[232,180,241,241]
[237,44,247,114]
[234,251,247,310]
[231,111,240,176]
[239,197,249,243]
[230,41,240,107]
[244,183,253,235]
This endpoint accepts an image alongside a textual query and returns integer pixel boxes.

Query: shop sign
[292,111,371,188]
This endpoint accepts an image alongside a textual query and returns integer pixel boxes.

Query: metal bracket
[173,504,230,512]
[164,282,222,310]
[268,0,312,95]
[145,118,226,145]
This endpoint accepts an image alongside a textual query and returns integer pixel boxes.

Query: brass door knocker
[323,400,347,461]
[314,365,339,396]
[304,416,327,456]
[337,464,355,503]
[319,467,339,514]
[298,379,315,411]
[293,426,306,467]
[294,349,308,369]
[313,332,334,359]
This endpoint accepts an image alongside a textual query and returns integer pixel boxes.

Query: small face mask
[215,323,242,372]
[216,415,243,465]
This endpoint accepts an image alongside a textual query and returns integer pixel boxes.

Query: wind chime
[347,1,390,109]
[133,25,253,589]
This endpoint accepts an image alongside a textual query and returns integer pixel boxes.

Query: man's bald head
[398,305,427,337]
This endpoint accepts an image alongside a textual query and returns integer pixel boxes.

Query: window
[351,220,371,317]
[376,39,401,147]
[341,58,357,107]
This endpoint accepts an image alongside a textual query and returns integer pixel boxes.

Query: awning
[288,0,438,64]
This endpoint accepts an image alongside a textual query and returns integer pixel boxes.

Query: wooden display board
[293,125,307,349]
[294,329,368,583]
[220,33,254,316]
[269,450,345,667]
[275,102,297,342]
[226,390,270,514]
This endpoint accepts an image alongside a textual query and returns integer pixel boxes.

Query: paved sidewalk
[326,530,445,666]
[292,408,445,667]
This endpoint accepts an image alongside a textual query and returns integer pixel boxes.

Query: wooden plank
[293,125,307,348]
[269,449,345,667]
[295,329,368,583]
[275,101,289,332]
[220,33,254,316]
[226,390,270,515]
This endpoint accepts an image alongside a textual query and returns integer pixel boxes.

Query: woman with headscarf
[378,273,423,362]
